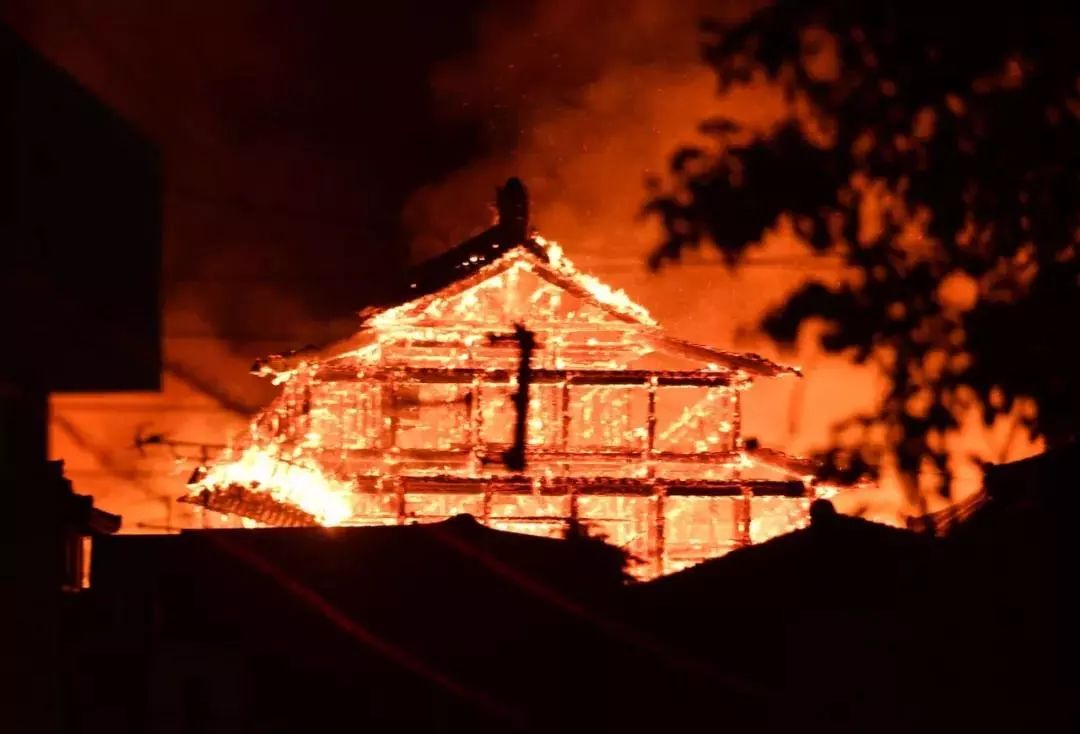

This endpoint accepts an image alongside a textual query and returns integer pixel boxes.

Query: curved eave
[248,241,797,381]
[644,333,801,379]
[253,324,801,382]
[251,328,377,377]
[746,446,819,480]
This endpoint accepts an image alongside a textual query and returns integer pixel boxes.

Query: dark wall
[68,499,1069,734]
[77,520,626,733]
[1,21,160,393]
[1,23,161,734]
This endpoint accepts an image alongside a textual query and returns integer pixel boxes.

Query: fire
[365,235,655,335]
[194,445,354,526]
[184,223,827,579]
[536,234,658,326]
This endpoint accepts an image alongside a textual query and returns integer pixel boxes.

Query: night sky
[5,6,1072,733]
[1,0,748,345]
[6,0,1035,529]
[3,0,502,334]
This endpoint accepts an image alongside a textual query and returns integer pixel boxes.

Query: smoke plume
[404,0,1038,518]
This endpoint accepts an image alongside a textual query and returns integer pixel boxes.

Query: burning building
[184,178,830,578]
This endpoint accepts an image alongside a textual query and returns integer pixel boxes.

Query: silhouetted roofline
[251,178,801,379]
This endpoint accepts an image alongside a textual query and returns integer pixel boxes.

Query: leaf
[647,0,1080,486]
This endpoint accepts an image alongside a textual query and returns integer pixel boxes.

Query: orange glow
[34,0,1039,540]
[186,236,829,579]
[197,445,355,525]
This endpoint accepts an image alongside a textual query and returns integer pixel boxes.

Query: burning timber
[183,178,836,578]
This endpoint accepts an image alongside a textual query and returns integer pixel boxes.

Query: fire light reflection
[186,236,833,579]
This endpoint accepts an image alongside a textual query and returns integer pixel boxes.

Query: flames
[194,445,354,526]
[365,234,656,335]
[182,232,827,579]
[536,235,658,326]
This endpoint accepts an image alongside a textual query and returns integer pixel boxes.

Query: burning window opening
[183,178,836,579]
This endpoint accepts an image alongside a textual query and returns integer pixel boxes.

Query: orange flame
[194,445,354,525]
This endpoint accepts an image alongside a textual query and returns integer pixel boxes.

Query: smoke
[403,0,842,449]
[400,0,823,444]
[9,1,377,528]
[405,0,777,260]
[16,0,1039,529]
[404,0,1040,519]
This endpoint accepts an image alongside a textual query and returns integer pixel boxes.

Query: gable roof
[252,178,800,379]
[364,235,657,329]
[903,443,1080,538]
[631,505,932,603]
[359,177,537,316]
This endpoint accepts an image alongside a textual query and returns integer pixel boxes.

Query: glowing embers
[655,387,738,455]
[368,238,657,332]
[658,495,812,574]
[394,383,473,451]
[487,494,570,539]
[535,235,657,327]
[186,233,817,579]
[404,492,485,522]
[576,495,653,577]
[424,262,616,326]
[306,382,383,450]
[662,496,742,575]
[566,386,647,451]
[345,491,400,526]
[750,496,812,544]
[191,445,355,526]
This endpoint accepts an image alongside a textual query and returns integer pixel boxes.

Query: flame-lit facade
[186,187,828,579]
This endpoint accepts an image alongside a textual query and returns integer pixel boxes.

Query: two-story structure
[185,179,827,578]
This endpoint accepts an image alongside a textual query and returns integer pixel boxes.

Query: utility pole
[486,323,536,472]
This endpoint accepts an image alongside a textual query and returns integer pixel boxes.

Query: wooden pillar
[731,387,743,452]
[469,376,483,475]
[560,381,573,529]
[380,380,406,524]
[393,477,407,525]
[645,377,658,475]
[731,388,751,547]
[382,380,399,451]
[734,487,753,548]
[647,379,662,575]
[481,485,493,526]
[560,379,571,452]
[653,484,666,578]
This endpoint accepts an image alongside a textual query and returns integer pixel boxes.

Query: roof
[364,233,658,328]
[96,513,627,588]
[252,178,799,380]
[633,504,932,602]
[88,515,630,728]
[983,442,1080,503]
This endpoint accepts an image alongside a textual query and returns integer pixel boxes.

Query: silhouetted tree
[648,1,1080,498]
